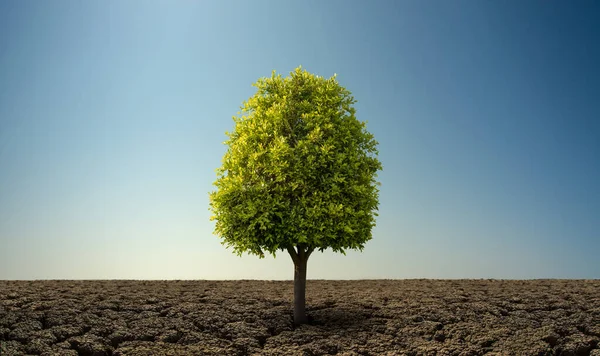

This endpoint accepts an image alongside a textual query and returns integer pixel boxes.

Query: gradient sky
[1,1,598,280]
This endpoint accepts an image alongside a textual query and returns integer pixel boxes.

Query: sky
[0,1,598,280]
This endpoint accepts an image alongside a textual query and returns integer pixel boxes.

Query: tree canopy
[209,66,381,259]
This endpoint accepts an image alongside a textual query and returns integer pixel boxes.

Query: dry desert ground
[1,279,599,355]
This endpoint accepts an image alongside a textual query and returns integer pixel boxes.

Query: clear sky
[1,1,598,280]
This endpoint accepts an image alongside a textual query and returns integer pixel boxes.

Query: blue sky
[1,1,598,280]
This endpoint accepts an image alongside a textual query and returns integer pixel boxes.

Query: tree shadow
[307,306,372,329]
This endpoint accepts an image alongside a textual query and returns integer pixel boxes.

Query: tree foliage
[209,67,381,259]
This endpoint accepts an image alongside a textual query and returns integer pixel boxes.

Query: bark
[288,245,314,325]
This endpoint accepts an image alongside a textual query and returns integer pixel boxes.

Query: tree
[209,66,382,325]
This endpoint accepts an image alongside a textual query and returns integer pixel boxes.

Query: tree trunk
[288,245,313,325]
[293,253,308,325]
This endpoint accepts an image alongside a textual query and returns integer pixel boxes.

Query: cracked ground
[1,280,599,355]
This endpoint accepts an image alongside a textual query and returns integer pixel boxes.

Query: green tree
[209,67,382,325]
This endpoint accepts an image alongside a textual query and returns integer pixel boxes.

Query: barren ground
[1,280,599,355]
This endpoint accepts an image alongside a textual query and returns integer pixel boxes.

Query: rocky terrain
[1,279,599,355]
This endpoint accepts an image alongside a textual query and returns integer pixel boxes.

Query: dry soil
[1,280,599,355]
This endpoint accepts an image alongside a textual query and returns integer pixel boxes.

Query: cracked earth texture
[1,280,599,355]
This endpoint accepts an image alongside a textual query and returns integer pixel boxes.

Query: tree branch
[287,246,299,265]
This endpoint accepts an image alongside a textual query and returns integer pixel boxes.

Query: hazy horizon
[1,1,598,280]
